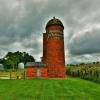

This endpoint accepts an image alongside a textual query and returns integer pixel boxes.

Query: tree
[0,58,3,64]
[80,63,85,65]
[3,51,35,70]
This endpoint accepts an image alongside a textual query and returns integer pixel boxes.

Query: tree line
[0,51,35,70]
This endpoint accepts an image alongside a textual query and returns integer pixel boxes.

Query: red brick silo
[44,17,66,78]
[42,33,47,63]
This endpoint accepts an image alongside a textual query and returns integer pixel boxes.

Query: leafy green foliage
[0,51,35,69]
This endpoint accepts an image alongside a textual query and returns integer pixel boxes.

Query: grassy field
[0,78,100,100]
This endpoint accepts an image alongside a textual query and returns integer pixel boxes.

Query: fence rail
[0,71,25,80]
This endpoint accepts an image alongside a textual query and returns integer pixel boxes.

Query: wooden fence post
[10,71,11,80]
[24,70,25,80]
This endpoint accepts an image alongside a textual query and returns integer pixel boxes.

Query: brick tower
[42,17,66,78]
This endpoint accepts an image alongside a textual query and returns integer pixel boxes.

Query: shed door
[37,68,41,78]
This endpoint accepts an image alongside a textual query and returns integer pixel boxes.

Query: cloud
[0,0,100,64]
[67,23,100,55]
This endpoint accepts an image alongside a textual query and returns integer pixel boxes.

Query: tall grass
[67,64,100,83]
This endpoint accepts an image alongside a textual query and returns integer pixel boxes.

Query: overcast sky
[0,0,100,64]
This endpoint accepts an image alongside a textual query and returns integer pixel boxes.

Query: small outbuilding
[0,64,4,71]
[26,62,48,78]
[18,63,24,70]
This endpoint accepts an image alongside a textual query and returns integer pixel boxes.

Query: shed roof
[26,62,48,68]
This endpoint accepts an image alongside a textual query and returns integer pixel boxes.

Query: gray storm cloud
[0,0,100,63]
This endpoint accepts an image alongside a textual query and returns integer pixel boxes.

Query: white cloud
[0,0,100,64]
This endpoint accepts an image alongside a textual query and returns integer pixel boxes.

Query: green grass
[0,78,100,100]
